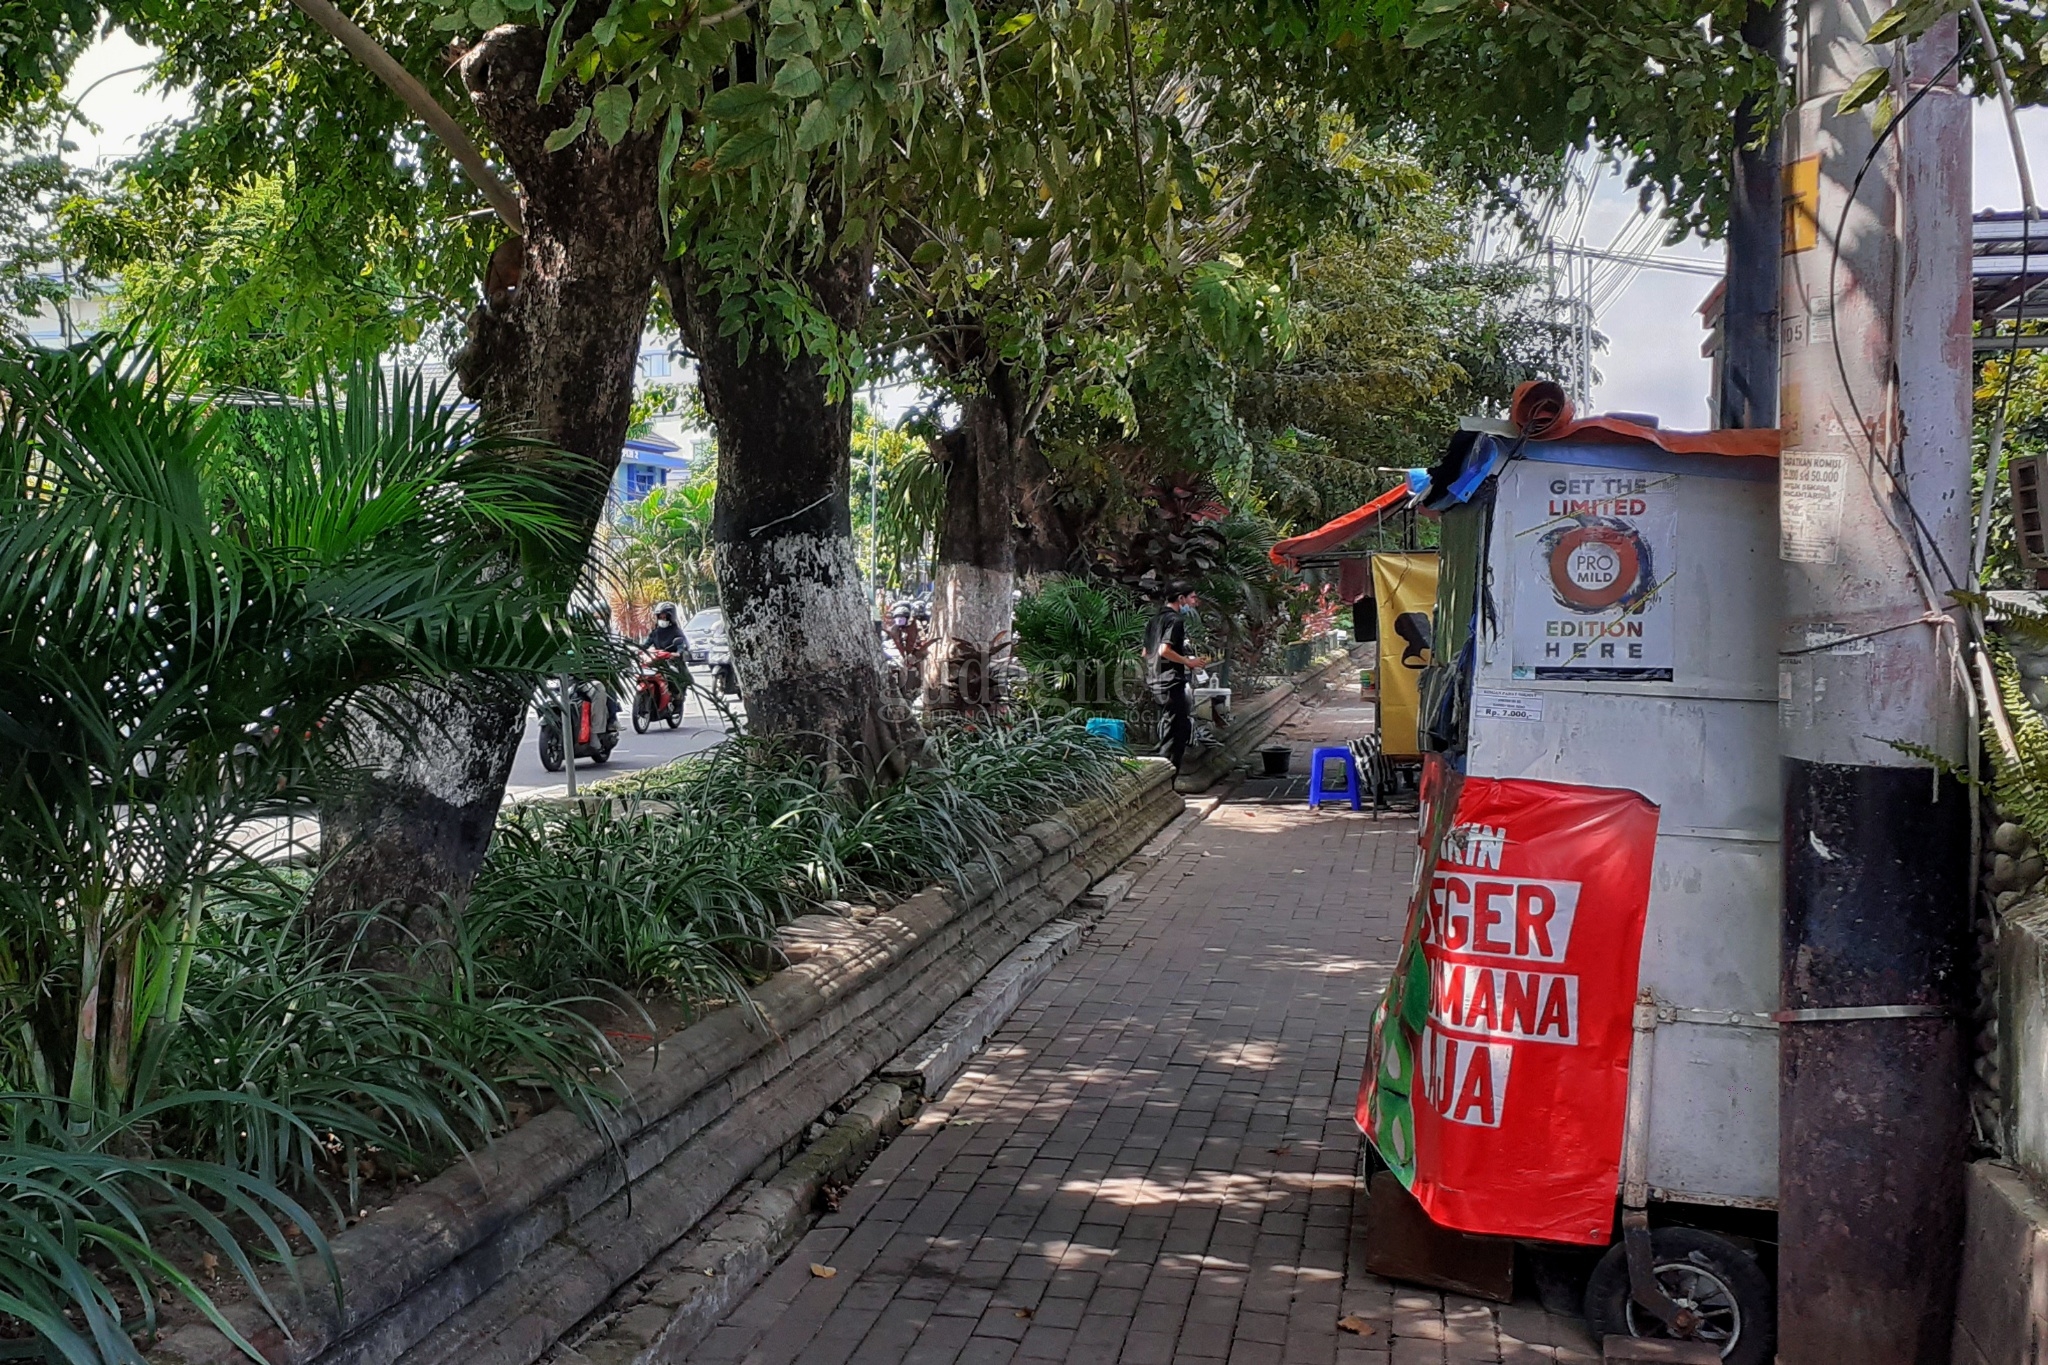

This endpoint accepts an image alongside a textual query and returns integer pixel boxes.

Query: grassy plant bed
[147,741,1178,1365]
[2,716,1134,1364]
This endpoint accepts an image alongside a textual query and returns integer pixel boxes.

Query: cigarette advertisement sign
[1510,468,1676,682]
[1357,756,1660,1245]
[1372,552,1439,760]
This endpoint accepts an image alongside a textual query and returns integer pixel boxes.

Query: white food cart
[1409,415,1781,1361]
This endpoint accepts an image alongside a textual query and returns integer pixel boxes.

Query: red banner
[1358,756,1660,1245]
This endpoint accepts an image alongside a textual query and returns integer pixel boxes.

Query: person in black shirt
[1144,589,1209,770]
[642,601,693,699]
[644,602,688,654]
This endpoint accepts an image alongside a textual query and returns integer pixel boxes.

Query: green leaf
[593,85,633,145]
[994,11,1034,36]
[703,83,776,123]
[795,99,840,151]
[536,0,579,101]
[656,108,685,228]
[1865,2,1918,44]
[543,105,590,152]
[765,23,817,58]
[1403,10,1463,46]
[772,58,823,99]
[712,128,778,169]
[826,74,864,115]
[1837,65,1891,115]
[911,239,947,266]
[469,0,506,28]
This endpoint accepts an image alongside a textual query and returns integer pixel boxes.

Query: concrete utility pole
[1720,2,1784,430]
[1776,4,1973,1361]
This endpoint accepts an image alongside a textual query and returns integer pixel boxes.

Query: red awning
[1269,483,1413,568]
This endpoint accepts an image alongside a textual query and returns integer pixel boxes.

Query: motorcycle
[633,649,688,733]
[537,676,619,772]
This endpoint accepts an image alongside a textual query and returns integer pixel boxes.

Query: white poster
[1779,451,1847,565]
[1509,468,1677,682]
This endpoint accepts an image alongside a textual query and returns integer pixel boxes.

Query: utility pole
[1720,2,1783,430]
[1776,4,1972,1360]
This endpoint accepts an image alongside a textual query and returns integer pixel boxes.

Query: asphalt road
[504,687,739,800]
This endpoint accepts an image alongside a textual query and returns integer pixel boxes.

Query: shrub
[1012,578,1148,717]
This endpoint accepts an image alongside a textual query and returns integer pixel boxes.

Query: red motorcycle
[632,649,687,732]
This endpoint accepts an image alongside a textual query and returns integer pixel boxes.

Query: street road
[504,687,739,801]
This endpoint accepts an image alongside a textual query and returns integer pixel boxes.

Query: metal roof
[1974,211,2048,352]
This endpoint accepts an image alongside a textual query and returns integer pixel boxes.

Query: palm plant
[0,333,604,1356]
[1012,578,1148,716]
[610,478,718,617]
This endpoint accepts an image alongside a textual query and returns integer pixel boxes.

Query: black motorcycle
[537,677,620,772]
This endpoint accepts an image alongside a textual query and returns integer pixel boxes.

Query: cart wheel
[1584,1227,1773,1365]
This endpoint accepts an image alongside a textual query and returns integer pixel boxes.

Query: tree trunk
[927,372,1031,711]
[306,25,663,932]
[664,254,918,778]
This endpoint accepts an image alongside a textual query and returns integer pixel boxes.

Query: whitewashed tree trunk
[668,252,920,776]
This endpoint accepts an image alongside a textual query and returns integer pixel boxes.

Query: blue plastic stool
[1306,745,1362,810]
[1085,717,1128,748]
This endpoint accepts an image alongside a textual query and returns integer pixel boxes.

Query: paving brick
[689,706,1602,1363]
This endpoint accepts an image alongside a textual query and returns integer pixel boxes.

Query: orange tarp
[1269,483,1411,568]
[1509,380,1781,458]
[1269,383,1781,571]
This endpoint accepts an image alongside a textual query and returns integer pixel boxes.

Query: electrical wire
[1823,45,1968,601]
[1811,38,1982,804]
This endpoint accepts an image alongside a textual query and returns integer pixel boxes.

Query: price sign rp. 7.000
[1509,468,1677,683]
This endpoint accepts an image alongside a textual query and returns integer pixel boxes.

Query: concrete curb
[1074,794,1219,915]
[879,918,1088,1100]
[558,1084,912,1365]
[152,763,1184,1365]
[559,784,1232,1365]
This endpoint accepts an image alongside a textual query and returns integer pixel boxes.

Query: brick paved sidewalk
[688,706,1599,1365]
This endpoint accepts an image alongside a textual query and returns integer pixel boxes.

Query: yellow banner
[1372,552,1439,759]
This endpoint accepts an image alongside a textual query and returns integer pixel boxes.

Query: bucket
[1084,717,1128,748]
[1260,745,1292,778]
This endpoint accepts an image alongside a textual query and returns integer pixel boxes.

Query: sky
[1584,102,2048,430]
[58,37,2048,432]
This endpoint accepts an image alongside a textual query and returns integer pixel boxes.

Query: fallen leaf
[1291,868,1305,874]
[1336,1315,1376,1336]
[1271,1145,1291,1155]
[810,1264,837,1279]
[1013,1307,1033,1319]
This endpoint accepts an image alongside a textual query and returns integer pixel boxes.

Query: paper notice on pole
[1780,451,1848,564]
[1472,689,1545,723]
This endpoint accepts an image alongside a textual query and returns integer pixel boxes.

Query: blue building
[613,431,689,506]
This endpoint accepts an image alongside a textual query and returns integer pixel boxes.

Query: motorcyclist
[645,602,688,655]
[641,602,693,705]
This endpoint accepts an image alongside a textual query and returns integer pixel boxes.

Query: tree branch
[286,0,524,234]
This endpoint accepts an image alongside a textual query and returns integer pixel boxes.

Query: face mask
[1180,604,1197,618]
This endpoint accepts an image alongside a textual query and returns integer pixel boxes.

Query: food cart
[1363,391,1782,1362]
